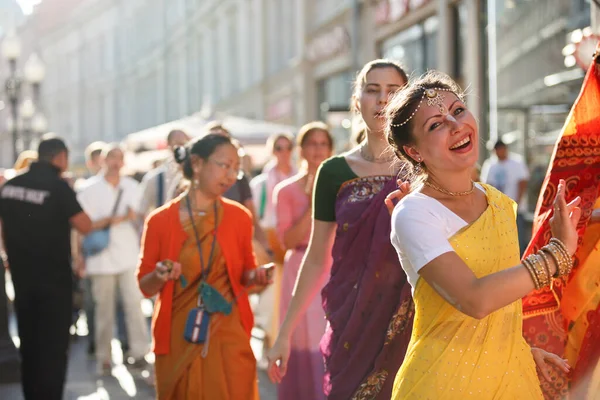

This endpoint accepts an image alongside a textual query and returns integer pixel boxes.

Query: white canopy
[123,112,297,151]
[122,113,297,173]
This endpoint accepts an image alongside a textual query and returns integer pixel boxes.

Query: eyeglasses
[209,159,243,178]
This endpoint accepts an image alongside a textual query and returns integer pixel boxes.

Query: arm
[90,216,111,231]
[275,184,311,250]
[398,182,579,320]
[419,251,543,319]
[137,215,168,297]
[276,219,336,334]
[59,183,92,235]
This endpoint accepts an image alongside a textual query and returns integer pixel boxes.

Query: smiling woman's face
[404,90,479,176]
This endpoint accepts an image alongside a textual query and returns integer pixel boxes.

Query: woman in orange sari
[137,134,273,399]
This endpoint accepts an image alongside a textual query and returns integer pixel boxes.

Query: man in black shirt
[0,135,92,400]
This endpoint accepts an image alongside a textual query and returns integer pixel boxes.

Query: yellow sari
[155,210,259,400]
[392,185,543,399]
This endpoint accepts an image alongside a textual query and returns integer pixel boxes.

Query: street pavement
[2,288,277,399]
[2,331,277,400]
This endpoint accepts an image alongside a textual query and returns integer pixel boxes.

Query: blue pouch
[82,228,110,257]
[184,306,211,344]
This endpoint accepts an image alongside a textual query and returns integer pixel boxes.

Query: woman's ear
[190,154,204,175]
[402,146,422,163]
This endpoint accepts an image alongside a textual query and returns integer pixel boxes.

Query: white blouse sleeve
[391,197,455,274]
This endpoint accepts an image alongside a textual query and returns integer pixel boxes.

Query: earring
[414,158,423,175]
[193,179,200,188]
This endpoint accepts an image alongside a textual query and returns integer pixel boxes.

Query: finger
[539,364,553,382]
[557,181,570,220]
[570,207,582,229]
[399,182,411,192]
[279,353,289,377]
[553,180,564,212]
[270,359,282,383]
[384,198,394,215]
[545,355,571,373]
[567,196,581,209]
[267,359,277,382]
[156,265,168,275]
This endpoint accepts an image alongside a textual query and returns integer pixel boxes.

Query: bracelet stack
[523,238,573,290]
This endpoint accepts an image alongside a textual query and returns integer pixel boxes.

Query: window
[381,15,439,75]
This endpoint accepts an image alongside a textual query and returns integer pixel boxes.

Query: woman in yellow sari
[137,134,273,399]
[385,72,577,398]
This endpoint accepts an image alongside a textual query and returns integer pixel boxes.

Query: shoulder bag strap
[157,171,165,207]
[111,188,124,218]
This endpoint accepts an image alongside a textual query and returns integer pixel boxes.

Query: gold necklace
[424,180,475,196]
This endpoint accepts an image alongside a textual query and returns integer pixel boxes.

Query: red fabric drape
[522,42,600,399]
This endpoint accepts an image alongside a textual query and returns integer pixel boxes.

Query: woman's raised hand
[154,260,182,282]
[549,179,582,255]
[385,180,411,215]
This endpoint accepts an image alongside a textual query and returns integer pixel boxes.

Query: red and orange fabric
[522,42,600,399]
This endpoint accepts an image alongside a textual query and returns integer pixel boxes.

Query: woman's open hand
[385,180,411,215]
[531,347,570,382]
[549,179,582,255]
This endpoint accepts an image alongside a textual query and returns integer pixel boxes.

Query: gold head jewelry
[390,87,454,128]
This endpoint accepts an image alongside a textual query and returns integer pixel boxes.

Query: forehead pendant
[389,86,456,128]
[425,88,446,114]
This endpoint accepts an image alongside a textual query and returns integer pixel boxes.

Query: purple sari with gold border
[320,176,414,400]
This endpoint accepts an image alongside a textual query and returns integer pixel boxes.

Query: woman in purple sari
[267,59,415,399]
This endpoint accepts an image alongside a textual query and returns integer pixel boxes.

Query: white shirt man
[481,141,530,210]
[76,145,149,374]
[78,175,141,275]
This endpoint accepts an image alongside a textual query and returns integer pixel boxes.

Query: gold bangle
[549,238,574,269]
[523,257,540,289]
[540,246,560,278]
[549,242,572,276]
[538,251,553,286]
[549,237,570,256]
[531,254,550,287]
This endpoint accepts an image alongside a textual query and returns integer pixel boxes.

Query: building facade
[0,0,594,169]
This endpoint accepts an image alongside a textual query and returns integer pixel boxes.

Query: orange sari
[522,43,600,398]
[154,209,259,400]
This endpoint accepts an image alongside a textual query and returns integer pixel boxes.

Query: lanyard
[185,195,218,283]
